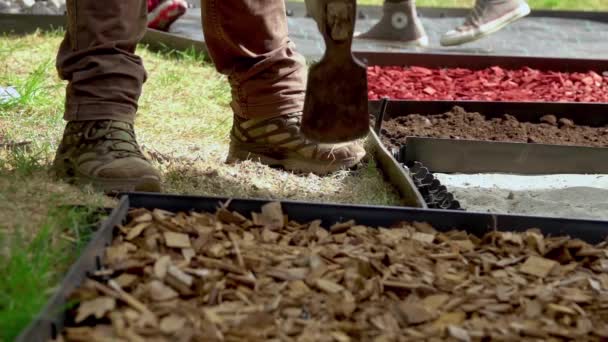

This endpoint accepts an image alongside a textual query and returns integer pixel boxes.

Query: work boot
[440,0,530,46]
[53,120,161,193]
[226,112,366,175]
[356,0,428,47]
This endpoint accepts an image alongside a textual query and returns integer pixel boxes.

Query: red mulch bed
[367,66,608,103]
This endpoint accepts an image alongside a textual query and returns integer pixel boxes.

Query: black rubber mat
[169,7,608,59]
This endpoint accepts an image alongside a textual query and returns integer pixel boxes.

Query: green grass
[0,206,105,342]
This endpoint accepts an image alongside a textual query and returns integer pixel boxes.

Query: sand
[435,173,608,220]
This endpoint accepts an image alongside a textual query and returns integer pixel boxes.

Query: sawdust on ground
[142,140,402,206]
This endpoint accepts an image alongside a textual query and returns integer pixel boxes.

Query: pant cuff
[63,102,137,123]
[232,96,305,119]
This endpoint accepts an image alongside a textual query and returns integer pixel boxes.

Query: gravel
[0,0,65,15]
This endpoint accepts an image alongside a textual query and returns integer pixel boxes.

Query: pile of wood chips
[60,203,608,341]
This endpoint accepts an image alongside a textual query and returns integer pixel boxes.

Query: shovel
[302,0,369,143]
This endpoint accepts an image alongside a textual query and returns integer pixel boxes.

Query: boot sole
[225,147,364,175]
[73,172,162,194]
[440,3,531,46]
[53,159,161,194]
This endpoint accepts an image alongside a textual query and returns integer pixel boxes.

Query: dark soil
[381,106,608,149]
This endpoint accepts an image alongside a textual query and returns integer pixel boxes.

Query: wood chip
[105,242,136,265]
[261,228,280,243]
[182,248,195,263]
[433,312,467,329]
[397,302,436,325]
[159,314,187,334]
[152,209,174,221]
[114,273,137,288]
[266,267,309,281]
[90,279,158,326]
[330,220,355,234]
[147,280,178,301]
[133,212,152,223]
[411,232,435,244]
[260,202,284,229]
[63,208,608,341]
[448,325,471,342]
[315,279,345,294]
[198,256,244,275]
[547,303,577,316]
[451,239,474,251]
[167,265,193,287]
[153,255,171,279]
[163,232,191,249]
[75,297,116,323]
[520,256,558,278]
[422,294,450,311]
[125,222,150,241]
[330,331,351,342]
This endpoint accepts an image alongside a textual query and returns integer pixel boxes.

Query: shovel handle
[305,0,357,60]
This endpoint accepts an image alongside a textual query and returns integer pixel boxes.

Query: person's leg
[355,0,428,46]
[441,0,530,46]
[201,0,365,174]
[54,0,161,192]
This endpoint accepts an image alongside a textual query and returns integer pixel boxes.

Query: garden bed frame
[16,192,608,341]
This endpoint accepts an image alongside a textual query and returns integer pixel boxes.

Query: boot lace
[463,0,490,28]
[82,120,145,159]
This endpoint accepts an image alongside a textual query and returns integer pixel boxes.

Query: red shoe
[147,0,187,31]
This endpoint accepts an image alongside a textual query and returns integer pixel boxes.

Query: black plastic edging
[405,161,462,210]
[357,51,608,71]
[369,100,608,127]
[369,100,608,175]
[16,192,608,340]
[368,130,428,209]
[368,98,608,178]
[402,137,608,175]
[126,192,608,244]
[0,13,66,34]
[362,53,608,121]
[372,100,459,210]
[284,2,608,23]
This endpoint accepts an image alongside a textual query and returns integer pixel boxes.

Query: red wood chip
[367,66,608,103]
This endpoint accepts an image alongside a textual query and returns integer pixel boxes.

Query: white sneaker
[440,0,530,46]
[356,0,429,47]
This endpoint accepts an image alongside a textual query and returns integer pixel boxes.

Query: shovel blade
[301,58,369,143]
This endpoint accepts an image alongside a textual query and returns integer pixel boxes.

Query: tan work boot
[226,112,366,175]
[356,0,428,47]
[53,120,161,193]
[441,0,530,46]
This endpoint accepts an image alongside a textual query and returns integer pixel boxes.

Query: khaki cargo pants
[57,0,307,123]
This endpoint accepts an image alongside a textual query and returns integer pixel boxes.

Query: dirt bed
[60,204,608,341]
[381,106,608,149]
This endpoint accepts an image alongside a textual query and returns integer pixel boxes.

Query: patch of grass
[0,59,54,110]
[0,143,51,176]
[0,205,105,342]
[160,157,400,206]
